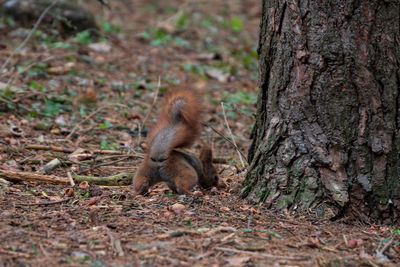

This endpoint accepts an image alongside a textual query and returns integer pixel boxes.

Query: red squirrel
[132,90,218,195]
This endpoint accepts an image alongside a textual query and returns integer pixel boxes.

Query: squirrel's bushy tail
[148,90,202,162]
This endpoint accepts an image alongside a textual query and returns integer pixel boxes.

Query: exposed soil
[0,1,399,266]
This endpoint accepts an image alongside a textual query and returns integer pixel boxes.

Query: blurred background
[0,0,260,174]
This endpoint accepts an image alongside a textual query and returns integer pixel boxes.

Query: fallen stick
[25,144,74,153]
[91,149,125,155]
[0,169,69,184]
[72,172,133,186]
[0,169,134,186]
[25,144,128,155]
[25,144,225,163]
[43,158,62,174]
[17,197,73,206]
[67,171,75,186]
[214,247,311,261]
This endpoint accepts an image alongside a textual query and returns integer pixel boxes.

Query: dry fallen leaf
[79,181,89,188]
[47,62,75,75]
[88,196,101,205]
[226,257,250,266]
[170,203,186,213]
[63,187,75,197]
[77,88,97,104]
[205,68,230,83]
[88,42,112,53]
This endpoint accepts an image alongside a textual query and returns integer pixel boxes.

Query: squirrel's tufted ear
[200,146,213,165]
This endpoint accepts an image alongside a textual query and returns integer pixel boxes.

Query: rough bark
[243,0,400,223]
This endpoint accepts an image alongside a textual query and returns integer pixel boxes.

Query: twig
[137,76,161,146]
[220,102,245,168]
[379,237,394,254]
[158,1,190,26]
[17,197,73,206]
[24,144,135,156]
[6,56,55,86]
[67,171,75,186]
[0,169,69,184]
[39,244,50,258]
[0,0,58,77]
[214,247,310,261]
[0,169,133,186]
[26,144,74,153]
[91,149,126,155]
[93,156,141,168]
[66,103,128,140]
[107,231,124,257]
[43,158,62,174]
[0,94,32,114]
[203,123,247,163]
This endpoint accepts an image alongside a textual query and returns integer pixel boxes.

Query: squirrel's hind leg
[172,170,198,195]
[132,175,152,195]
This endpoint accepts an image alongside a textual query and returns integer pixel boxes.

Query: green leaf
[74,30,93,44]
[100,140,109,149]
[230,16,243,32]
[175,13,190,29]
[98,121,113,129]
[102,22,121,33]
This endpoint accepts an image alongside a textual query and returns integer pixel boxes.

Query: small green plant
[29,189,37,195]
[74,30,93,44]
[180,63,208,80]
[213,90,257,118]
[17,62,49,78]
[101,22,121,34]
[51,41,73,49]
[141,27,190,47]
[184,217,191,226]
[232,45,259,70]
[0,14,16,26]
[200,18,218,33]
[98,121,113,129]
[229,16,243,32]
[173,37,189,47]
[165,191,174,196]
[40,97,70,117]
[33,29,58,44]
[142,28,171,46]
[175,12,190,29]
[213,61,237,75]
[30,242,38,256]
[79,105,87,117]
[29,81,46,92]
[100,140,109,150]
[0,87,16,111]
[229,91,257,105]
[390,227,400,235]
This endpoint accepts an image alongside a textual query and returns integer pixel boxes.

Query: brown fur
[132,90,218,195]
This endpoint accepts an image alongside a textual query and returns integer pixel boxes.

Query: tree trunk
[243,0,400,223]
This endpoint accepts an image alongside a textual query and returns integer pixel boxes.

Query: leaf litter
[0,0,399,266]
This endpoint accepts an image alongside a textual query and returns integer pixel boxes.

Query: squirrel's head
[200,146,218,188]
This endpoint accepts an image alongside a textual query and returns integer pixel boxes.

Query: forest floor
[0,0,399,266]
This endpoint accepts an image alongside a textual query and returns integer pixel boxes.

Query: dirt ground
[0,0,399,266]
